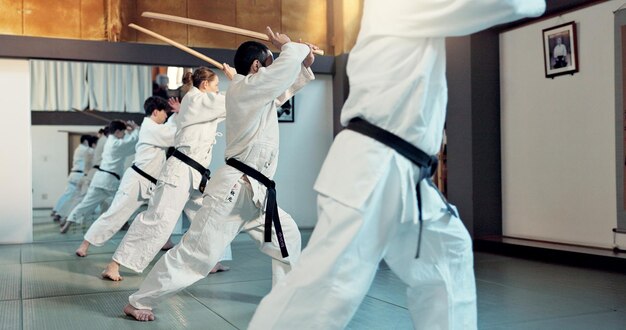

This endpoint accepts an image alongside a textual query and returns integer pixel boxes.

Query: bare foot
[75,240,90,257]
[101,261,124,281]
[60,221,73,234]
[160,239,175,251]
[210,262,230,274]
[124,303,155,322]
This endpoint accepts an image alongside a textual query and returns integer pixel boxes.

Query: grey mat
[0,300,20,330]
[0,265,21,301]
[23,290,236,330]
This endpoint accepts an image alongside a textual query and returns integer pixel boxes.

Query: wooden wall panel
[81,0,106,40]
[187,0,238,49]
[236,0,280,50]
[282,0,328,53]
[135,0,188,45]
[0,0,24,35]
[118,0,138,42]
[23,0,81,38]
[341,0,362,53]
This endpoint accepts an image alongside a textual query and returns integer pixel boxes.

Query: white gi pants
[53,172,83,213]
[57,175,90,218]
[112,169,232,273]
[66,186,116,224]
[128,175,301,310]
[248,162,476,329]
[84,170,148,246]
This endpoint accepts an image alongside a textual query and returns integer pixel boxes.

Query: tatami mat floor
[1,210,625,329]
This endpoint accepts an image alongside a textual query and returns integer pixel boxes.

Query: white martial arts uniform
[66,130,139,225]
[57,146,94,218]
[248,1,546,329]
[128,42,313,310]
[53,143,90,214]
[84,116,177,246]
[112,87,231,273]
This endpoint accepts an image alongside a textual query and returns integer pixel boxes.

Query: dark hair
[143,96,170,116]
[80,135,91,144]
[102,126,110,137]
[108,120,127,134]
[182,71,193,85]
[234,41,271,75]
[88,136,98,147]
[192,67,217,88]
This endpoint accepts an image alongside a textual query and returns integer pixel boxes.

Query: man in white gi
[51,135,92,222]
[122,29,315,321]
[101,66,234,281]
[61,120,139,233]
[75,96,176,257]
[248,1,546,329]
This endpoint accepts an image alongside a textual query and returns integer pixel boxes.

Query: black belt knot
[226,158,288,258]
[345,117,456,258]
[171,149,211,193]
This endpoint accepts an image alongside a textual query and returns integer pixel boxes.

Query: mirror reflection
[31,60,195,243]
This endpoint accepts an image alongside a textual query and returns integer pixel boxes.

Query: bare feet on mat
[210,262,230,274]
[75,240,90,257]
[124,304,155,322]
[59,218,66,227]
[101,261,123,281]
[160,238,175,251]
[52,214,60,222]
[60,221,72,234]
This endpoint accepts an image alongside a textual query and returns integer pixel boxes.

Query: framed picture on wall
[278,96,295,123]
[542,21,579,78]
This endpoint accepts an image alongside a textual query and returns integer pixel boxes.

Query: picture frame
[542,21,579,78]
[278,96,295,123]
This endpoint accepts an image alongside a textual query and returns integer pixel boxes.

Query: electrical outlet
[42,193,48,200]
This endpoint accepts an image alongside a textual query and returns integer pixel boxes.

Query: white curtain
[30,60,88,111]
[31,60,151,113]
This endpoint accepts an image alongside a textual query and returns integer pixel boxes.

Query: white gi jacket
[85,135,107,183]
[315,0,546,223]
[159,87,226,189]
[91,130,139,192]
[69,144,90,183]
[222,42,314,206]
[131,115,177,198]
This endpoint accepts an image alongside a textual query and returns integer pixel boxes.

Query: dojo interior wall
[500,0,619,248]
[0,59,32,243]
[31,71,334,229]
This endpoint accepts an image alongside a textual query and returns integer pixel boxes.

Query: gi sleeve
[360,0,546,38]
[245,42,311,106]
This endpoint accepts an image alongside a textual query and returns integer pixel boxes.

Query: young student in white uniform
[74,96,176,257]
[51,135,92,222]
[100,66,234,281]
[122,28,316,322]
[248,1,547,329]
[56,136,97,223]
[61,120,139,233]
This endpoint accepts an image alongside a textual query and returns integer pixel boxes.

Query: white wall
[31,125,102,208]
[32,72,334,229]
[500,0,620,248]
[0,59,33,243]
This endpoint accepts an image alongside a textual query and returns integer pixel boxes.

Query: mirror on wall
[31,59,193,243]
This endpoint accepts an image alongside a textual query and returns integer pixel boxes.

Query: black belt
[226,158,288,258]
[97,167,121,180]
[171,149,210,193]
[346,117,456,258]
[131,164,157,185]
[71,170,83,173]
[93,165,100,169]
